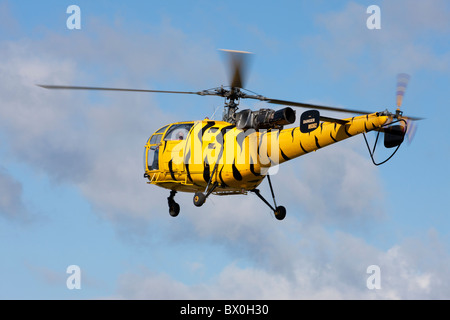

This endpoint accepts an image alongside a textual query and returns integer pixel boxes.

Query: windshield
[164,123,193,141]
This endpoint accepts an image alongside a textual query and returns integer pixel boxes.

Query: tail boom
[276,112,389,163]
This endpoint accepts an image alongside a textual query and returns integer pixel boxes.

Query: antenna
[210,105,221,120]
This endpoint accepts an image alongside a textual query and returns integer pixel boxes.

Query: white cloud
[113,228,450,299]
[0,19,223,225]
[279,140,386,228]
[40,18,223,88]
[114,270,198,300]
[301,0,450,78]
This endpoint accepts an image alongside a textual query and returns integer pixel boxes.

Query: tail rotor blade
[405,119,418,144]
[396,73,410,109]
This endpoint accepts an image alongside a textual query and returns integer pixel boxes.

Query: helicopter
[38,50,421,220]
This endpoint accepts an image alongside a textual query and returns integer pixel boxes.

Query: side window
[147,146,159,170]
[150,134,162,145]
[164,123,193,141]
[146,133,163,171]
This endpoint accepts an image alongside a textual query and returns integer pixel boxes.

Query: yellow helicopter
[38,50,421,220]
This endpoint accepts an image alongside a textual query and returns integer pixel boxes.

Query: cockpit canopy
[144,122,194,172]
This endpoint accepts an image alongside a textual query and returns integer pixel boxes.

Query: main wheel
[274,206,286,220]
[193,192,206,207]
[169,202,180,217]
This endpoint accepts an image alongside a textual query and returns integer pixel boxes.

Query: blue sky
[0,0,449,299]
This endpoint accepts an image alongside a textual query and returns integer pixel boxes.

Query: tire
[169,202,180,217]
[274,206,286,220]
[193,192,206,207]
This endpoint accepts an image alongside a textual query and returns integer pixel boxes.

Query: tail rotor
[364,73,422,165]
[394,73,419,144]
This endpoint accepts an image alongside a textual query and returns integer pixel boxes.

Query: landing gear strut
[251,175,286,220]
[168,190,180,217]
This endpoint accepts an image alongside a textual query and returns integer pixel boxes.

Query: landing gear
[192,182,218,207]
[168,190,180,217]
[274,205,286,221]
[193,163,219,207]
[193,192,206,207]
[169,202,180,217]
[251,175,286,220]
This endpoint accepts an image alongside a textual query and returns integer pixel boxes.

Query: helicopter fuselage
[143,112,388,195]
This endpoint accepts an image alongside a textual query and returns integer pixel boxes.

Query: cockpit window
[150,134,162,145]
[164,123,193,141]
[147,145,159,170]
[155,125,169,134]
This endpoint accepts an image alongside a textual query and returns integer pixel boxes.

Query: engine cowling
[235,107,296,130]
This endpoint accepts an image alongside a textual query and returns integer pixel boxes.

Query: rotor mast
[219,49,252,124]
[222,87,241,124]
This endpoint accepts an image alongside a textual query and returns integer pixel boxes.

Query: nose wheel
[168,190,180,217]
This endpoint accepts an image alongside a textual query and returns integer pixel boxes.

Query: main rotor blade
[243,94,373,115]
[266,98,372,115]
[219,49,252,89]
[263,97,424,120]
[37,84,205,95]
